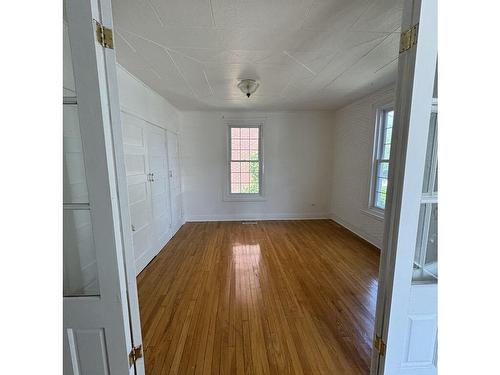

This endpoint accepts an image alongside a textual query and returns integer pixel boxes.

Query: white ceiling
[111,0,403,111]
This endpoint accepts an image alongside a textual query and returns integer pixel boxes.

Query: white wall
[180,111,334,221]
[329,85,395,248]
[116,65,180,133]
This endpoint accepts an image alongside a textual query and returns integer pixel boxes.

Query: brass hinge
[399,24,418,54]
[128,345,143,367]
[95,20,114,49]
[374,335,386,356]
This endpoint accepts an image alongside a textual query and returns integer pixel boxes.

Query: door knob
[131,224,136,232]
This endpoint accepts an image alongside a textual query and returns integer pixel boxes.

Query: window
[371,106,394,211]
[228,125,262,196]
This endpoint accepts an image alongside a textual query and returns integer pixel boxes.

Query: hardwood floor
[137,220,380,375]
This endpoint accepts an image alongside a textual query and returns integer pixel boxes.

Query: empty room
[60,0,440,374]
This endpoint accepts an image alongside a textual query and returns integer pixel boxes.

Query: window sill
[361,208,385,221]
[223,194,267,202]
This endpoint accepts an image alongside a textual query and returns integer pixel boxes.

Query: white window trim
[223,119,266,202]
[367,101,394,218]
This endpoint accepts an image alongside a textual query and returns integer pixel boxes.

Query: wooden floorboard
[137,220,380,375]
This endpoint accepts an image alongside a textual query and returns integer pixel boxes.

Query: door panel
[66,328,110,374]
[167,132,183,233]
[146,126,172,254]
[63,0,140,373]
[122,112,154,270]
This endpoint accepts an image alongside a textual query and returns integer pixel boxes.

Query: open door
[63,0,145,373]
[371,0,437,374]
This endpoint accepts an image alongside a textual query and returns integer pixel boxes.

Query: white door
[167,132,183,233]
[63,0,144,373]
[371,1,437,374]
[123,116,173,274]
[122,113,155,273]
[147,126,173,249]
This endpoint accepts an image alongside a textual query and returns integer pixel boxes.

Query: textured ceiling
[112,0,403,111]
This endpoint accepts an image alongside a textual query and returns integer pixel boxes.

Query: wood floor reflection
[137,220,380,374]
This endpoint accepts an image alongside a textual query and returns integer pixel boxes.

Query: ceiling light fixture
[237,79,259,98]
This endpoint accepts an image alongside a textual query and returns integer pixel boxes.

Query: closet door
[167,132,183,233]
[122,112,154,272]
[146,125,172,249]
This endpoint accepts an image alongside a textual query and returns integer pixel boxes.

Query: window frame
[368,102,394,216]
[224,121,265,201]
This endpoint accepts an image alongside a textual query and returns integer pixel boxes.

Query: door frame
[94,2,146,373]
[371,0,438,373]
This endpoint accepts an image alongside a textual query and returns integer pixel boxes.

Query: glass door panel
[63,209,99,296]
[63,22,99,296]
[413,97,438,284]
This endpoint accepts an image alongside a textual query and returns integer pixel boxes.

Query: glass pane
[231,127,240,138]
[249,127,259,139]
[63,105,90,204]
[250,139,259,151]
[240,139,250,150]
[378,161,389,179]
[231,162,240,172]
[385,110,394,128]
[231,184,240,193]
[413,203,438,283]
[374,191,386,209]
[240,128,250,138]
[231,139,240,150]
[241,162,250,173]
[376,176,388,195]
[231,173,241,183]
[384,127,392,145]
[231,149,240,160]
[382,144,391,159]
[249,162,260,193]
[422,112,438,193]
[63,210,100,296]
[63,22,76,97]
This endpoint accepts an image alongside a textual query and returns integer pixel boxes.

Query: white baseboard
[135,246,159,276]
[185,212,330,222]
[134,224,184,275]
[329,213,382,249]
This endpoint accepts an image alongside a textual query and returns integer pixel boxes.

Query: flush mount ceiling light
[237,79,259,98]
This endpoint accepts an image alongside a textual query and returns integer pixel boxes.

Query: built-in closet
[121,111,182,274]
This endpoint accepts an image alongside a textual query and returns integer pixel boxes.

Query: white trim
[368,101,394,212]
[361,208,385,221]
[135,246,159,276]
[329,212,382,249]
[119,106,180,135]
[185,212,330,222]
[222,195,267,202]
[134,223,184,275]
[224,119,265,201]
